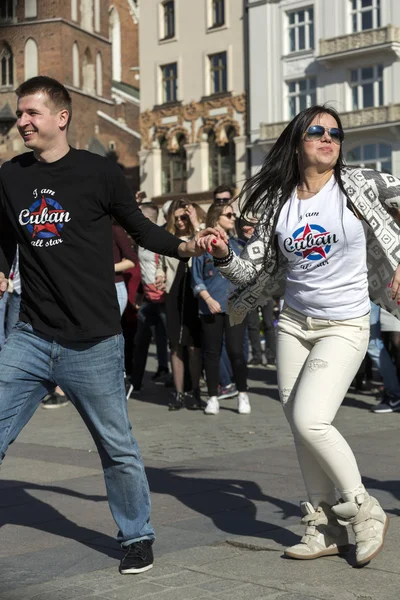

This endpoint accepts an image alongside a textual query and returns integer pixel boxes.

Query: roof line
[97,110,141,139]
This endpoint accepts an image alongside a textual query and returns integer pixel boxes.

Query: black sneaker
[41,392,70,409]
[151,367,169,384]
[185,388,204,410]
[265,357,277,370]
[248,357,263,367]
[371,391,400,414]
[217,383,238,400]
[119,540,154,574]
[168,391,184,411]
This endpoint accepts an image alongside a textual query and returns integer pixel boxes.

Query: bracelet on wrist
[213,246,234,266]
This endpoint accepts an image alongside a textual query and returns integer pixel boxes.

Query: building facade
[0,0,141,188]
[247,0,400,177]
[139,0,246,204]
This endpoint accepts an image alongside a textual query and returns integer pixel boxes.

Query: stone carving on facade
[319,25,400,57]
[140,94,246,150]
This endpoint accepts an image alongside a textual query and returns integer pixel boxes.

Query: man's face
[16,92,67,153]
[214,191,232,205]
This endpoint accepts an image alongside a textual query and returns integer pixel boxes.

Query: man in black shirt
[0,76,217,575]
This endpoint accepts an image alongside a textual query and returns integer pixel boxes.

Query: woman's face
[174,208,189,234]
[300,113,342,171]
[217,205,236,233]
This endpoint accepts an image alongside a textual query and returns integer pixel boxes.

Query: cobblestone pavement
[0,349,399,599]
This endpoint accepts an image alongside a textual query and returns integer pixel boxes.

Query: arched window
[0,43,13,88]
[25,0,37,18]
[82,47,95,95]
[109,6,121,82]
[80,0,93,32]
[208,127,236,188]
[161,135,187,194]
[72,42,80,87]
[24,38,38,80]
[96,52,103,96]
[347,143,392,174]
[94,0,100,32]
[71,0,78,21]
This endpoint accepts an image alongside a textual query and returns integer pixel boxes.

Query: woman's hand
[178,228,226,257]
[206,297,222,314]
[185,204,200,230]
[196,230,229,258]
[390,265,400,304]
[155,275,166,290]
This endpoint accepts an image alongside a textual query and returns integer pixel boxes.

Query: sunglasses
[304,125,344,145]
[222,212,236,220]
[175,214,188,222]
[214,197,232,206]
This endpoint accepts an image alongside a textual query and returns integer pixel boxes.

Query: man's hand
[390,265,400,304]
[155,274,166,291]
[0,272,8,298]
[178,228,227,257]
[195,229,229,258]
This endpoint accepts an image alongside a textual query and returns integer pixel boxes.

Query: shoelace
[125,542,148,561]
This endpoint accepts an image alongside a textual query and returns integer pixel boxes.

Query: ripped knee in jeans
[308,358,328,373]
[280,388,294,406]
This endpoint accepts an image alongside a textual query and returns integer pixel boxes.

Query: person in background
[192,203,250,416]
[0,247,21,350]
[156,200,205,410]
[213,184,234,205]
[128,203,170,395]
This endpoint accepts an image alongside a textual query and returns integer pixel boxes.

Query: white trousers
[276,305,370,507]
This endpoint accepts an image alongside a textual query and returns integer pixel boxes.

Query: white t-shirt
[275,176,370,319]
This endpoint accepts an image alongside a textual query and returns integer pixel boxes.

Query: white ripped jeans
[276,305,370,507]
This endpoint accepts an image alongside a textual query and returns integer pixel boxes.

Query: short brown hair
[206,203,227,229]
[16,76,72,127]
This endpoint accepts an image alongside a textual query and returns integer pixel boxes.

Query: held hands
[179,228,228,257]
[389,265,400,305]
[0,272,7,298]
[195,229,229,258]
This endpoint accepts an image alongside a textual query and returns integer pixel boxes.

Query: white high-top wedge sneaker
[284,501,350,560]
[332,492,389,566]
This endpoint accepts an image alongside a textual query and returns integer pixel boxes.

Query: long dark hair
[238,106,347,261]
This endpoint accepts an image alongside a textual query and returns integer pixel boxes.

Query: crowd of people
[1,75,400,575]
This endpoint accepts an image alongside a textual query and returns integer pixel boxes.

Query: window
[288,7,314,53]
[163,1,175,39]
[25,0,37,18]
[161,63,178,103]
[71,0,78,21]
[347,143,391,173]
[72,43,80,87]
[96,52,103,96]
[350,65,383,110]
[351,0,380,33]
[94,0,100,32]
[160,135,187,194]
[0,0,14,21]
[0,43,13,88]
[24,38,38,80]
[80,0,93,32]
[209,51,227,94]
[109,7,121,81]
[287,78,316,118]
[208,128,236,188]
[82,48,95,95]
[212,0,225,27]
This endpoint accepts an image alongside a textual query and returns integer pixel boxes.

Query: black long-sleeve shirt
[0,148,183,341]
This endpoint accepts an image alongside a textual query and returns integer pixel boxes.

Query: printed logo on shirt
[283,222,338,261]
[18,188,71,248]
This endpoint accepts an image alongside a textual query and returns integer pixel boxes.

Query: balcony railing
[259,104,400,141]
[319,25,400,60]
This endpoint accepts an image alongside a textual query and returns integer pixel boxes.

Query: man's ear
[58,109,70,130]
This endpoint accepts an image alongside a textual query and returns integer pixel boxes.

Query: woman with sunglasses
[192,203,250,415]
[156,199,206,410]
[197,105,400,566]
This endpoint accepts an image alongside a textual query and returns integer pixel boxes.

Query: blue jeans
[0,322,155,546]
[368,301,400,395]
[0,291,8,350]
[5,292,21,339]
[132,301,168,389]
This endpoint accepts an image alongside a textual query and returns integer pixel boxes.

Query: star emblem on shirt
[30,196,64,238]
[294,223,328,259]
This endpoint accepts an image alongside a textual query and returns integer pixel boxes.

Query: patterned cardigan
[219,167,400,325]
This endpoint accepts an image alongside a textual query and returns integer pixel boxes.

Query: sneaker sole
[356,514,389,566]
[284,544,350,560]
[119,563,153,574]
[41,402,69,409]
[204,410,219,415]
[217,391,238,400]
